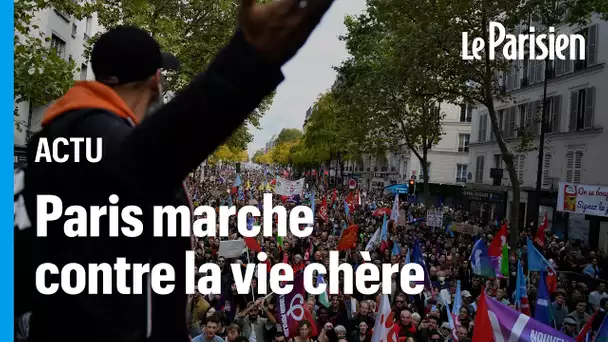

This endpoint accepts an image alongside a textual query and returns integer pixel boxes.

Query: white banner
[426,209,444,227]
[274,177,305,196]
[557,182,608,217]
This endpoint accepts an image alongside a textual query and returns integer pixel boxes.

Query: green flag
[501,243,509,276]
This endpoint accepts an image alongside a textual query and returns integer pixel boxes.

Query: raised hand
[239,0,335,64]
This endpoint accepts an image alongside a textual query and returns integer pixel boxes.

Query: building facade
[467,15,608,250]
[343,102,471,206]
[14,8,100,166]
[264,134,277,153]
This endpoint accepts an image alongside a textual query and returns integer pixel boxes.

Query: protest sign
[426,210,443,228]
[218,240,246,258]
[275,177,305,196]
[451,222,480,235]
[557,182,608,218]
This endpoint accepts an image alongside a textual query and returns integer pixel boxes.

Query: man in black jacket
[26,1,335,341]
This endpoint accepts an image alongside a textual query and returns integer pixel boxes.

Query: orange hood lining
[42,81,140,127]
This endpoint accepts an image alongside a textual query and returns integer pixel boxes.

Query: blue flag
[596,315,608,342]
[404,248,410,264]
[470,239,495,278]
[392,242,400,256]
[344,200,351,220]
[412,239,433,291]
[227,194,233,207]
[234,174,242,187]
[527,238,554,272]
[247,216,254,230]
[452,280,462,314]
[380,214,388,243]
[534,269,551,325]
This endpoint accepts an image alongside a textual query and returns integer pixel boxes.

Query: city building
[467,15,607,250]
[303,106,313,129]
[264,134,277,153]
[342,102,471,205]
[14,8,101,166]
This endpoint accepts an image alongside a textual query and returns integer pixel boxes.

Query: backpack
[14,109,100,315]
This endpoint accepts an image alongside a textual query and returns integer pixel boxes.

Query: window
[518,104,527,137]
[478,114,488,142]
[525,101,540,135]
[460,105,473,122]
[80,64,88,80]
[573,25,598,70]
[501,107,516,138]
[521,56,529,87]
[494,154,503,169]
[545,95,561,133]
[542,153,552,188]
[565,150,583,183]
[456,164,468,183]
[72,23,77,37]
[475,156,484,183]
[569,87,595,131]
[458,134,470,152]
[529,58,542,84]
[514,154,525,184]
[51,34,66,59]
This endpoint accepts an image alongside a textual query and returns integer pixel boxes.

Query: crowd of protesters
[181,164,608,342]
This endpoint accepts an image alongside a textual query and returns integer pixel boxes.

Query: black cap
[91,25,180,85]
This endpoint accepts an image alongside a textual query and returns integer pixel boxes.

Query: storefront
[14,145,27,168]
[463,186,508,224]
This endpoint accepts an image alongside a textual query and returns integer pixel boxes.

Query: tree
[275,128,303,145]
[92,0,275,151]
[252,149,265,164]
[14,0,92,130]
[335,12,445,204]
[258,151,274,165]
[360,0,591,246]
[302,91,366,175]
[269,141,298,166]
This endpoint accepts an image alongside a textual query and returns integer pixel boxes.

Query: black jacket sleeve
[116,31,284,190]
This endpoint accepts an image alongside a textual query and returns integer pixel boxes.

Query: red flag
[319,196,329,222]
[576,311,597,342]
[244,237,261,252]
[337,225,359,250]
[472,291,493,342]
[546,269,557,293]
[345,192,356,214]
[331,189,337,204]
[489,223,508,257]
[304,306,318,337]
[534,213,548,247]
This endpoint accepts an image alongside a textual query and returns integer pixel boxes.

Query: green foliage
[14,0,93,130]
[252,149,265,164]
[334,8,447,203]
[92,0,275,150]
[275,128,303,145]
[348,0,600,244]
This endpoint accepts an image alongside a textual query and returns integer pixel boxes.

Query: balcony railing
[456,177,467,183]
[458,146,469,152]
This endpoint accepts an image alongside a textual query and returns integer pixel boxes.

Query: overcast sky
[248,0,367,155]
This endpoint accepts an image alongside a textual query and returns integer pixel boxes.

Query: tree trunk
[481,14,519,248]
[422,148,431,206]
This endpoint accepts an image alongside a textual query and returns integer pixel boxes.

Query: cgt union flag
[372,295,396,342]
